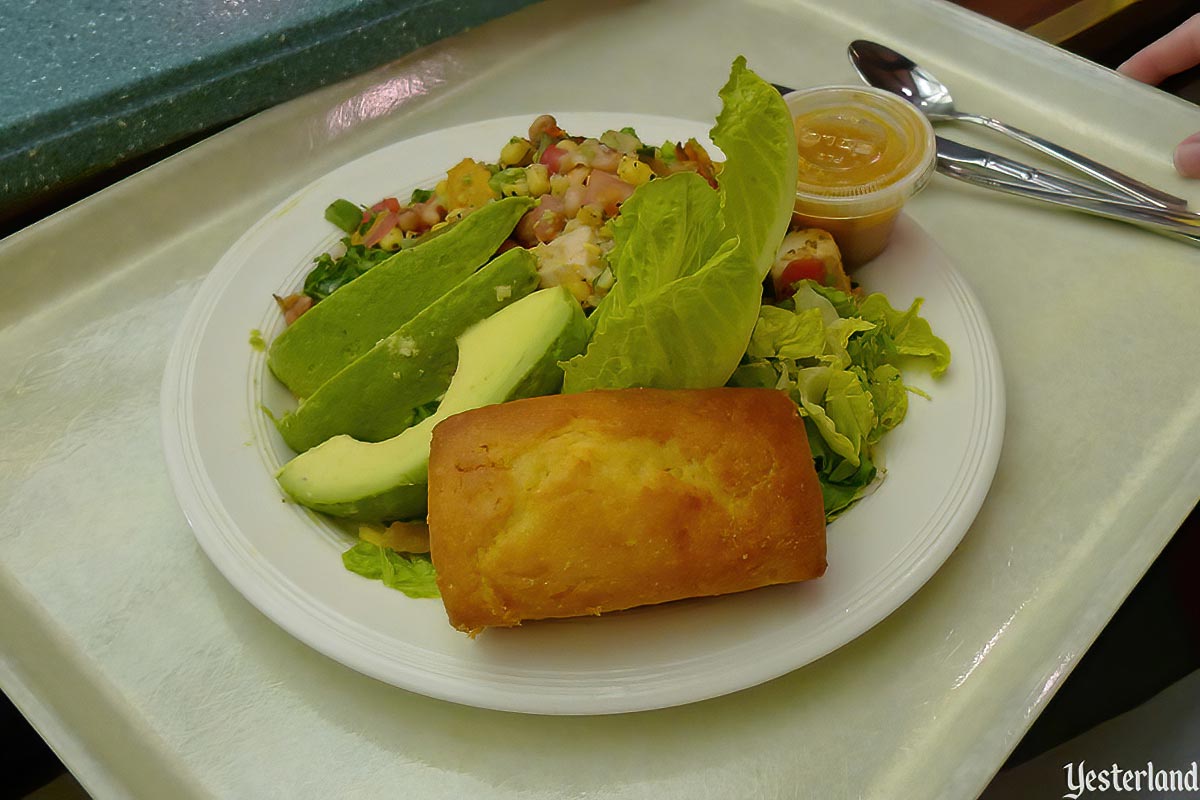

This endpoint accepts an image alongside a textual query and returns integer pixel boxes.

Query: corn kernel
[575,204,604,227]
[617,155,653,186]
[563,278,591,302]
[377,226,406,251]
[525,163,550,197]
[499,138,533,168]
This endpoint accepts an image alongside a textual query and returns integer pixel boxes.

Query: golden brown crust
[427,387,826,634]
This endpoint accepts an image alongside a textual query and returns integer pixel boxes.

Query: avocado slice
[267,196,535,398]
[274,247,540,453]
[275,287,588,522]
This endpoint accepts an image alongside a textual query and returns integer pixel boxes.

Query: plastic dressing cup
[782,86,936,267]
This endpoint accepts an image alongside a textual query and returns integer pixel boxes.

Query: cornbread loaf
[427,387,826,634]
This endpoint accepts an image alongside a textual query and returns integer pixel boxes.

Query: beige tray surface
[1,0,1199,797]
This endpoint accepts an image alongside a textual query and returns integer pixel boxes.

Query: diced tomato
[274,293,314,326]
[583,169,634,215]
[776,258,826,297]
[370,197,401,214]
[514,195,565,246]
[362,211,400,247]
[540,145,568,174]
[532,209,567,243]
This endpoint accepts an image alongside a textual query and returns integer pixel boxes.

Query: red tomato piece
[362,211,399,247]
[583,170,634,215]
[540,145,568,174]
[370,197,401,214]
[778,258,826,294]
[777,256,825,287]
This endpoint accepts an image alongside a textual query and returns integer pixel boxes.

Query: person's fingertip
[1174,133,1200,179]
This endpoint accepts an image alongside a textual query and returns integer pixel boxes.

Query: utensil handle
[938,163,1200,246]
[966,150,1138,204]
[961,114,1190,211]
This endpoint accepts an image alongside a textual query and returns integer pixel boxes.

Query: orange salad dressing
[784,89,936,268]
[794,108,906,191]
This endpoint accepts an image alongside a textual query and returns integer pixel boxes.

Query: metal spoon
[848,39,1189,211]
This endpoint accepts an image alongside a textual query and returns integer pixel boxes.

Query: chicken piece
[530,223,609,307]
[770,228,852,298]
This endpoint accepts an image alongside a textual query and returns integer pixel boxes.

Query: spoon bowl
[848,40,959,120]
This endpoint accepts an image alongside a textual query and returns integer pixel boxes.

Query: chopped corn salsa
[276,115,721,323]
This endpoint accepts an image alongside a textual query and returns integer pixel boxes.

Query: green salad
[265,57,950,597]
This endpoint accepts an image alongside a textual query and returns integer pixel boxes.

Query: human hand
[1118,14,1200,178]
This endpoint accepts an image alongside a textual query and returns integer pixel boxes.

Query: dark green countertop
[0,0,539,222]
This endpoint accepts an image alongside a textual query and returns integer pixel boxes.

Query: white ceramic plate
[161,113,1005,715]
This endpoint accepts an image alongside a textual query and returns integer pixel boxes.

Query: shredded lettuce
[562,56,797,392]
[858,294,952,376]
[747,305,826,360]
[867,364,908,443]
[341,541,440,598]
[730,280,950,519]
[304,239,394,302]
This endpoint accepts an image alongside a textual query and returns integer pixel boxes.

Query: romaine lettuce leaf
[587,172,723,334]
[713,55,800,277]
[562,57,797,392]
[565,238,761,390]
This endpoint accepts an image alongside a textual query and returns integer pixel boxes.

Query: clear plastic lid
[782,86,936,217]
